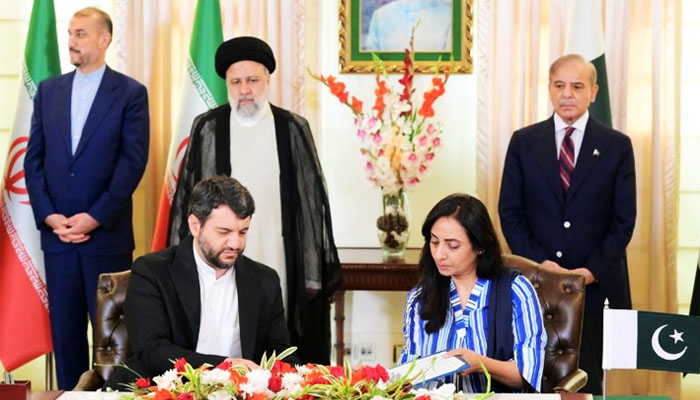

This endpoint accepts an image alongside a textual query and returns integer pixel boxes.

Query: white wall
[316,0,477,366]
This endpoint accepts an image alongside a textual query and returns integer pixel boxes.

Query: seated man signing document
[106,176,296,388]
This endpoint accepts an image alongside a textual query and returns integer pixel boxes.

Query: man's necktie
[559,126,575,192]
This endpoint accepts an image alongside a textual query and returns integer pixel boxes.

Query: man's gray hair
[74,7,113,36]
[549,54,597,86]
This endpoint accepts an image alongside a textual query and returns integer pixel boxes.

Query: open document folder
[388,351,471,387]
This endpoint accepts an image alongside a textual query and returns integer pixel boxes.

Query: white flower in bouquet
[153,368,180,391]
[207,390,234,400]
[412,383,457,399]
[279,371,305,396]
[294,364,312,376]
[201,367,231,385]
[239,368,272,396]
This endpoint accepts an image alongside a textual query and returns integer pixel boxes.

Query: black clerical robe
[167,103,341,364]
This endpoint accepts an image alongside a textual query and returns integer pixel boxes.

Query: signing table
[334,247,420,365]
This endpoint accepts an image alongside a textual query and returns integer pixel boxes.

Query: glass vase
[376,189,410,259]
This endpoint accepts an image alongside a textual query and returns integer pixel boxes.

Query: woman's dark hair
[418,193,505,333]
[188,176,255,224]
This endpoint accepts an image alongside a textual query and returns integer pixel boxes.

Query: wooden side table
[334,248,420,365]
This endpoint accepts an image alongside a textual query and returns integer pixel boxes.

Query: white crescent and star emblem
[651,324,687,361]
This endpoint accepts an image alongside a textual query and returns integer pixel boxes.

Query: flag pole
[603,298,609,400]
[603,369,608,400]
[45,352,54,390]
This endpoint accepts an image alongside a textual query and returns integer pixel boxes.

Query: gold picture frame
[339,0,473,74]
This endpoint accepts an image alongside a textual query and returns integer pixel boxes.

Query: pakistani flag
[151,0,227,250]
[603,309,700,374]
[564,0,612,127]
[0,0,60,371]
[690,248,700,317]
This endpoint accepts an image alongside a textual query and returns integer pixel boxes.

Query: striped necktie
[559,126,576,192]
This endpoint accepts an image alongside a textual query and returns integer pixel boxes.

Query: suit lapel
[72,66,118,162]
[566,118,612,202]
[58,72,74,158]
[170,236,202,344]
[527,117,564,206]
[236,257,258,360]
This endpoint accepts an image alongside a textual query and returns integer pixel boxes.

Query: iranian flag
[0,0,60,372]
[564,0,612,127]
[151,0,227,250]
[603,309,700,374]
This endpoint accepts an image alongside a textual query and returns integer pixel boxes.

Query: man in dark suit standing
[498,54,636,394]
[24,7,149,389]
[105,176,295,388]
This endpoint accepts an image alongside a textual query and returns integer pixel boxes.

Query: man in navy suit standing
[498,54,636,394]
[24,7,149,390]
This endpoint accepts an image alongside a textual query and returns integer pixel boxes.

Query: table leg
[334,290,345,365]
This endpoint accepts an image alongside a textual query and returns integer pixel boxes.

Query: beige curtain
[608,0,681,396]
[477,0,681,397]
[475,0,542,235]
[112,0,174,258]
[111,0,306,256]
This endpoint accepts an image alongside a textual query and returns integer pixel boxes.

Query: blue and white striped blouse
[398,275,546,392]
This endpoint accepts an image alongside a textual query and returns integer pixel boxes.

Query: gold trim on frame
[339,0,473,74]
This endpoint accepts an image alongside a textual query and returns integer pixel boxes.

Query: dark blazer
[114,236,295,383]
[498,116,636,311]
[24,66,149,255]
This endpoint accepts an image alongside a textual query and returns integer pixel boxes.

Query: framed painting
[339,0,473,74]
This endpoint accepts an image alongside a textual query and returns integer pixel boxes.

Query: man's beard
[198,235,241,270]
[230,94,267,127]
[70,48,83,67]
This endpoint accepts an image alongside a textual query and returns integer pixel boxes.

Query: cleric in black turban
[215,36,276,77]
[164,33,342,370]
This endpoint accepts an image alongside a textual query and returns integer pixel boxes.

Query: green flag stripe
[637,311,700,374]
[189,0,227,107]
[187,56,219,109]
[589,54,612,128]
[689,258,700,316]
[22,63,38,99]
[24,0,60,97]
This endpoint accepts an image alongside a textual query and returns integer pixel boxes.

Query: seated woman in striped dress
[399,194,547,392]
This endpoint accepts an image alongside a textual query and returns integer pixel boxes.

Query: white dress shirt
[554,110,589,165]
[193,241,242,358]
